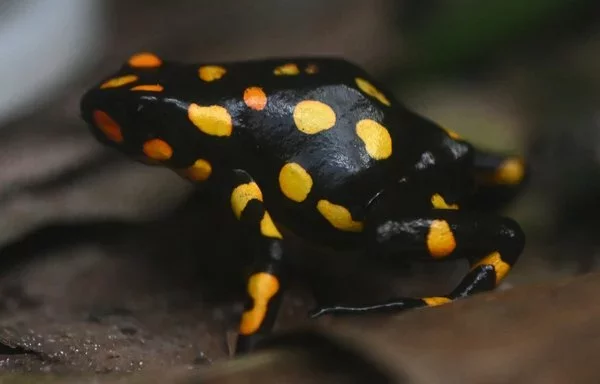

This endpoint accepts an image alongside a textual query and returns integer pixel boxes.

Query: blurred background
[0,0,600,377]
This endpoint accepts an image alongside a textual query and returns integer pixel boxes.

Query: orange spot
[431,194,459,210]
[128,52,162,68]
[239,273,280,335]
[494,158,526,185]
[100,75,138,89]
[472,251,511,285]
[260,212,283,239]
[305,64,319,74]
[426,220,456,258]
[184,159,212,181]
[198,65,226,82]
[92,110,123,143]
[243,87,268,111]
[274,63,299,76]
[423,297,452,307]
[131,84,164,92]
[143,139,173,160]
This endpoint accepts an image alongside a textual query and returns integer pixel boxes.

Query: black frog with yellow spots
[80,53,526,355]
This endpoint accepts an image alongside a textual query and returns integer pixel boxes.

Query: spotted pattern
[423,296,452,307]
[239,272,280,335]
[431,194,459,210]
[293,100,336,134]
[184,159,212,181]
[279,163,313,202]
[243,87,267,111]
[128,52,162,68]
[198,65,227,82]
[273,63,299,76]
[188,104,233,137]
[260,212,283,239]
[131,84,164,92]
[473,251,510,284]
[317,200,364,232]
[143,139,173,160]
[92,110,123,143]
[426,220,456,258]
[355,119,392,160]
[231,182,263,219]
[100,75,138,89]
[355,77,390,106]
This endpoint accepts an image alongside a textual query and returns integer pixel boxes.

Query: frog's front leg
[311,198,525,317]
[227,170,286,355]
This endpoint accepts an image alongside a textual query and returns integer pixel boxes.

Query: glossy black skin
[80,56,526,355]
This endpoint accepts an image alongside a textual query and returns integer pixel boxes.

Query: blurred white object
[0,0,105,126]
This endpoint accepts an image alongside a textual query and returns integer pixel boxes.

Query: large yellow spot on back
[143,138,173,161]
[293,100,336,134]
[128,52,162,68]
[184,159,212,181]
[355,119,392,160]
[317,200,364,232]
[355,77,391,106]
[473,251,511,285]
[100,75,138,89]
[188,104,233,137]
[427,220,456,258]
[431,194,459,210]
[260,212,283,239]
[274,63,300,76]
[239,272,280,335]
[198,65,226,82]
[92,110,123,143]
[231,182,263,219]
[278,163,313,202]
[243,87,267,111]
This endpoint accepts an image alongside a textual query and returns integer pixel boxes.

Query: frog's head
[80,52,199,166]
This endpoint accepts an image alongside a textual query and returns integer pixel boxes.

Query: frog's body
[81,53,527,355]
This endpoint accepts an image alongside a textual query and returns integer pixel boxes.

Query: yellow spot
[293,100,336,134]
[92,110,123,143]
[305,64,319,74]
[231,182,263,219]
[278,163,313,202]
[184,159,212,181]
[442,127,461,140]
[431,194,459,210]
[260,212,283,239]
[131,84,164,92]
[273,63,299,76]
[494,158,525,185]
[239,273,280,335]
[355,119,392,160]
[128,52,162,68]
[427,220,456,258]
[188,104,233,137]
[355,77,390,106]
[100,75,138,89]
[198,65,226,82]
[423,297,452,307]
[472,251,511,285]
[243,87,267,111]
[143,138,173,161]
[317,200,364,232]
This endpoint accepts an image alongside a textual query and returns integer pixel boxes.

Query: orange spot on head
[128,52,162,68]
[143,139,173,160]
[243,87,267,111]
[131,84,164,92]
[100,75,139,89]
[92,110,123,143]
[239,273,280,335]
[427,220,456,258]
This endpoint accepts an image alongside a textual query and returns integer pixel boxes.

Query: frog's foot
[309,297,445,318]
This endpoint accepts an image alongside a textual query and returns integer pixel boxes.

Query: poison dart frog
[80,52,527,355]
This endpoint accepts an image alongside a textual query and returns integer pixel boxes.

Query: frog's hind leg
[467,148,529,211]
[310,197,525,317]
[226,170,287,354]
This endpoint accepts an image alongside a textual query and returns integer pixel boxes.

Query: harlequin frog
[80,53,526,355]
